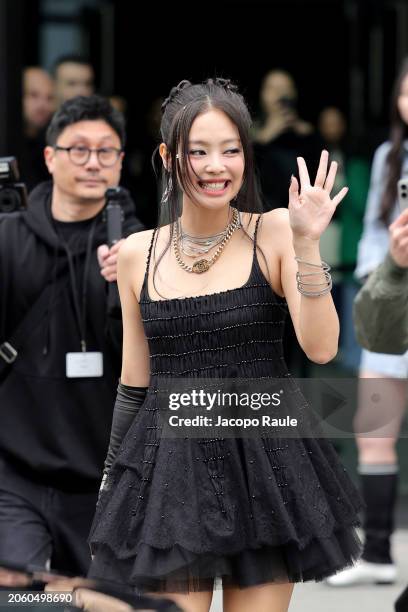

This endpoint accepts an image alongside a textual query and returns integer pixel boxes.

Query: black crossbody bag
[0,279,67,381]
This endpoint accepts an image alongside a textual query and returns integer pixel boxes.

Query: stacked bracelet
[295,256,333,297]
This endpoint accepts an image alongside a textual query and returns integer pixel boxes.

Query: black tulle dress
[88,218,363,592]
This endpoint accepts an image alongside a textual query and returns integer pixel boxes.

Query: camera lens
[0,187,21,213]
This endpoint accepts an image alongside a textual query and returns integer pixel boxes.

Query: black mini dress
[88,217,363,592]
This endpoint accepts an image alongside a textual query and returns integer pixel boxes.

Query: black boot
[359,467,398,564]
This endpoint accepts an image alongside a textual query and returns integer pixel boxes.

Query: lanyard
[59,219,97,352]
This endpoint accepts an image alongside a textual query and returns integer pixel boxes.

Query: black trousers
[0,457,98,576]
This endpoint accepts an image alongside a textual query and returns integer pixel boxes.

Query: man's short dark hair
[52,54,93,77]
[46,95,126,147]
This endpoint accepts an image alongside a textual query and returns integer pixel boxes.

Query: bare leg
[354,370,406,463]
[325,369,404,584]
[223,582,294,612]
[354,370,405,566]
[147,590,213,612]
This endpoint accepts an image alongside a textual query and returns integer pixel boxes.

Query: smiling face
[44,119,123,204]
[177,108,245,210]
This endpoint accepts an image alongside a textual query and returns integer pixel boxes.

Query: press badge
[66,352,104,378]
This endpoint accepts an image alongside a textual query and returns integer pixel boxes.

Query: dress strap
[142,227,158,294]
[253,213,262,252]
[247,213,266,285]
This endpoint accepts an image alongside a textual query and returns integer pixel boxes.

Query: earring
[161,176,173,204]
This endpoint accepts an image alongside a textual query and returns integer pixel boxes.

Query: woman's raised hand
[288,150,348,242]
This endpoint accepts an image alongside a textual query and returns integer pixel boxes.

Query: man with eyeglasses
[0,95,143,577]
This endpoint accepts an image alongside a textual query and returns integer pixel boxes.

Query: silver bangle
[296,273,333,297]
[297,271,330,278]
[294,256,331,272]
[297,287,332,297]
[296,271,332,286]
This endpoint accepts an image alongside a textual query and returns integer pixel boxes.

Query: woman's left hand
[288,150,348,242]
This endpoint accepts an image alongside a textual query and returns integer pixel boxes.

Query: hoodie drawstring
[42,244,59,356]
[42,219,97,356]
[63,219,97,353]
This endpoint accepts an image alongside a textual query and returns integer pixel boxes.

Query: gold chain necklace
[173,208,241,274]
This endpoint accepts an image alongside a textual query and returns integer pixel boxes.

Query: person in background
[318,107,347,192]
[326,57,408,587]
[253,69,323,211]
[253,70,323,376]
[317,106,370,373]
[53,54,95,107]
[20,67,55,191]
[353,206,408,612]
[353,210,408,356]
[23,67,55,138]
[0,95,143,577]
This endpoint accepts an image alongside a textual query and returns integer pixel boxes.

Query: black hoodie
[0,181,143,491]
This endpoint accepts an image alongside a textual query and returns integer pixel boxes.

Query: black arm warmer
[104,382,147,474]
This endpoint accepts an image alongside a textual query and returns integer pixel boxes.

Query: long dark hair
[380,58,408,224]
[150,78,266,296]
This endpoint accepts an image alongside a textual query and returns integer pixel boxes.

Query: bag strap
[0,279,66,378]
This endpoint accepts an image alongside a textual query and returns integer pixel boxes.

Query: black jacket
[0,181,143,491]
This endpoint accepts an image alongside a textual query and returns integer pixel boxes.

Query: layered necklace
[173,208,241,274]
[178,223,227,257]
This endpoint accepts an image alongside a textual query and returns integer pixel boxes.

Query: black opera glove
[99,382,147,500]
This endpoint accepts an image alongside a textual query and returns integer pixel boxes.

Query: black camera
[0,157,28,213]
